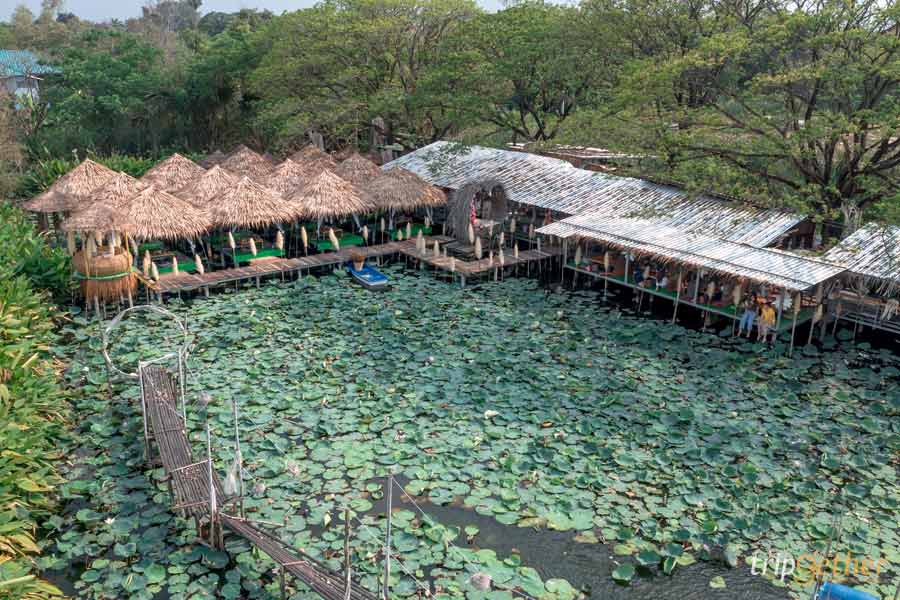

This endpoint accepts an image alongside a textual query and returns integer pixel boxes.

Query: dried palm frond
[362,225,369,243]
[275,230,284,250]
[195,254,205,275]
[301,226,308,249]
[334,153,380,186]
[151,262,160,281]
[474,237,482,260]
[175,166,238,208]
[468,223,475,245]
[249,237,258,256]
[220,146,273,181]
[288,170,371,219]
[142,251,151,277]
[172,256,179,275]
[208,177,298,229]
[141,153,205,193]
[24,159,117,213]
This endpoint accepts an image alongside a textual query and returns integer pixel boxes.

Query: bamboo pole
[343,508,352,600]
[774,287,785,345]
[789,293,801,357]
[672,271,683,324]
[383,474,393,600]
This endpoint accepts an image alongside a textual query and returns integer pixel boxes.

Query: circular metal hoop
[102,305,191,380]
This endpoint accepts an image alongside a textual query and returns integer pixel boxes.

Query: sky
[7,0,503,21]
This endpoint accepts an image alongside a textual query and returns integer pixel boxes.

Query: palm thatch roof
[370,167,447,210]
[23,159,117,213]
[60,172,147,233]
[264,159,309,197]
[335,153,381,186]
[141,153,206,193]
[220,146,274,181]
[199,150,226,168]
[289,170,373,219]
[288,145,332,164]
[119,185,212,240]
[208,176,299,228]
[174,165,238,207]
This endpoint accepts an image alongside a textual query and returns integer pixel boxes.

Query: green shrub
[0,204,71,302]
[0,206,66,599]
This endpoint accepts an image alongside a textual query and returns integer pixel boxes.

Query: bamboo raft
[138,365,379,600]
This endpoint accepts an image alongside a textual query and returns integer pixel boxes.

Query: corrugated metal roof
[823,224,900,289]
[539,215,844,292]
[386,142,804,248]
[0,50,56,78]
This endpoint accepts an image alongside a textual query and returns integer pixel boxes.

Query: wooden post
[231,394,243,517]
[344,508,352,600]
[138,363,151,461]
[672,271,683,324]
[692,271,701,303]
[807,285,822,346]
[789,293,801,357]
[774,287,785,344]
[561,239,567,284]
[624,253,630,286]
[205,421,217,547]
[383,474,393,600]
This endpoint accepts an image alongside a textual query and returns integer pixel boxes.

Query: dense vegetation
[48,270,899,599]
[1,0,899,233]
[0,204,69,599]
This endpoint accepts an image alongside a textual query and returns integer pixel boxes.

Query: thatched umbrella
[220,146,274,181]
[23,159,117,213]
[118,185,212,241]
[175,166,238,208]
[288,145,332,164]
[208,176,299,229]
[61,172,147,232]
[369,167,446,211]
[141,153,206,193]
[288,170,372,220]
[199,150,226,168]
[334,154,380,187]
[264,159,309,198]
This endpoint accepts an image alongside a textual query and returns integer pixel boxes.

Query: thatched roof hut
[370,167,447,211]
[141,153,206,193]
[208,176,299,228]
[265,159,309,197]
[23,159,117,213]
[288,145,332,164]
[199,150,226,168]
[59,172,147,233]
[335,153,381,186]
[119,185,212,240]
[175,165,238,207]
[289,170,373,219]
[220,146,274,181]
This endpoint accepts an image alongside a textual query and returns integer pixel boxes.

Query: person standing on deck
[758,300,776,344]
[738,293,758,338]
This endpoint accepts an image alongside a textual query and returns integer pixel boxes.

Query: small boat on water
[347,261,390,290]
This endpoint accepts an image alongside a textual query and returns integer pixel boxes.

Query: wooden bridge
[149,237,559,297]
[138,364,380,600]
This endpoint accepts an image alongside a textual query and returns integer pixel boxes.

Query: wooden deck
[150,236,557,295]
[153,238,450,294]
[399,246,559,276]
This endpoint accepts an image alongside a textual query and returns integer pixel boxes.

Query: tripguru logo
[750,550,887,585]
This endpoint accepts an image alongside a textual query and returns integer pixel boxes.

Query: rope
[73,267,136,280]
[393,480,540,600]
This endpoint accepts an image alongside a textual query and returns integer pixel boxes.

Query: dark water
[365,477,789,600]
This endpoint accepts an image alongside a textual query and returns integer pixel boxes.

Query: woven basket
[72,248,137,302]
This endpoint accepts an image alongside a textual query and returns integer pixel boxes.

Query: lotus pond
[43,267,899,600]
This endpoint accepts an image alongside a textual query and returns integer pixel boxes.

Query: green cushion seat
[390,224,431,240]
[315,234,365,252]
[232,247,285,264]
[157,259,197,275]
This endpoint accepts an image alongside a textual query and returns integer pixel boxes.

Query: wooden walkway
[153,238,451,295]
[138,365,379,600]
[150,236,557,295]
[398,246,559,276]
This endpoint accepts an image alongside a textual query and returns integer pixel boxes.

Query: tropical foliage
[47,270,899,599]
[3,0,898,229]
[0,204,66,600]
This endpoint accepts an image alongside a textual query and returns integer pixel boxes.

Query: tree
[250,0,478,151]
[34,30,175,155]
[598,0,900,234]
[431,1,622,142]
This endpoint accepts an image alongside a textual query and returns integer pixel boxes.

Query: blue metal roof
[0,49,56,78]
